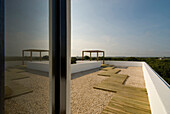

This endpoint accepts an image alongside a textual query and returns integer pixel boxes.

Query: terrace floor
[5,65,150,114]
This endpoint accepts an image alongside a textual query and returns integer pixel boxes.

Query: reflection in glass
[5,0,49,113]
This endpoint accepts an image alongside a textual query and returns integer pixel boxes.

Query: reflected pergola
[22,49,49,65]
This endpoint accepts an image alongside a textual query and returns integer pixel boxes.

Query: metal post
[49,0,71,114]
[0,0,5,113]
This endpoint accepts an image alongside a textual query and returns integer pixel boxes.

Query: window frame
[0,0,5,113]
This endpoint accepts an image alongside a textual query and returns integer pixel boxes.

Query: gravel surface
[5,71,49,114]
[71,70,114,114]
[5,66,145,114]
[118,67,145,88]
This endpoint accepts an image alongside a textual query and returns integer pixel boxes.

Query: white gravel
[118,67,145,88]
[5,66,145,114]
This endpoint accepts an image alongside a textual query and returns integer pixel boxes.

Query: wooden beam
[97,52,98,61]
[90,52,92,61]
[30,51,32,62]
[40,51,42,61]
[103,51,105,64]
[82,51,84,61]
[22,50,24,65]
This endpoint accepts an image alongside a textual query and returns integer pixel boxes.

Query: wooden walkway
[94,66,151,114]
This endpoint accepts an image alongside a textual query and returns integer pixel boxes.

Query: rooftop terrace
[4,60,170,114]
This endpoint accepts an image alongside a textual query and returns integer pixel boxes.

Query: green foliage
[42,55,49,60]
[84,56,90,60]
[71,57,77,64]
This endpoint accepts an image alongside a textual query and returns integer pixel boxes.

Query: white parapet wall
[105,60,142,67]
[71,61,101,74]
[27,61,101,74]
[27,61,49,72]
[142,62,170,114]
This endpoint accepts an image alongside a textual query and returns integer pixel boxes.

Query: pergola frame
[22,49,49,65]
[82,50,105,64]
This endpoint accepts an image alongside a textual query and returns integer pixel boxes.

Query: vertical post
[90,52,91,61]
[97,52,98,61]
[40,51,42,61]
[30,51,32,61]
[103,51,105,64]
[49,0,71,114]
[0,0,5,113]
[22,50,24,65]
[82,51,84,61]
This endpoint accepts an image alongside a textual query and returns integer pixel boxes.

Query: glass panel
[71,0,170,113]
[5,0,49,113]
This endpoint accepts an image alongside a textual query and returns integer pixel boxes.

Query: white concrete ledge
[105,60,142,67]
[142,62,170,114]
[71,61,101,74]
[27,61,101,74]
[27,61,49,72]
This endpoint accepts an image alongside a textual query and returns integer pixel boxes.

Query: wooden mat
[6,68,25,73]
[102,89,151,114]
[94,67,151,114]
[5,72,29,81]
[102,74,129,84]
[100,67,115,71]
[98,69,121,76]
[5,82,33,99]
[101,64,114,67]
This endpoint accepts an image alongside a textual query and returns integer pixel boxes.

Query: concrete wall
[71,61,101,74]
[27,61,101,74]
[27,61,49,72]
[105,61,142,67]
[142,62,170,114]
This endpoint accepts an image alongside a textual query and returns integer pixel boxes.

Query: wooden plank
[100,67,115,71]
[5,72,29,81]
[98,69,120,76]
[5,82,33,99]
[103,106,130,114]
[108,102,150,114]
[110,99,150,111]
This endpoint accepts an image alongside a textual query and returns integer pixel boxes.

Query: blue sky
[5,0,170,57]
[71,0,170,57]
[5,0,49,56]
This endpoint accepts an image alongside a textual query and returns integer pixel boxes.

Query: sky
[5,0,49,56]
[5,0,170,57]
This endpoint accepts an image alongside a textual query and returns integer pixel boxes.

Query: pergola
[82,50,105,64]
[22,49,49,65]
